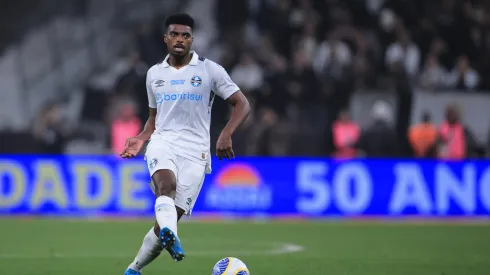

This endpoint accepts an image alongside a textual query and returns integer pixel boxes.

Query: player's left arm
[222,91,251,138]
[208,61,251,160]
[216,91,251,159]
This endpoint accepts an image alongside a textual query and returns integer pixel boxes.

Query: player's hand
[120,137,145,158]
[216,132,235,161]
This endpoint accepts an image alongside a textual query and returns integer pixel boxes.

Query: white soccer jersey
[146,51,239,169]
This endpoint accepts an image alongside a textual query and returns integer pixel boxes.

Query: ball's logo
[212,257,230,275]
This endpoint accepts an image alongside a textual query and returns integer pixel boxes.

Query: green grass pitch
[0,218,489,275]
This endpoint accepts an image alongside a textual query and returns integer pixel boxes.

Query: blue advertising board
[0,156,489,217]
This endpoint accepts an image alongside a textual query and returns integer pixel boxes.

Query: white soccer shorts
[144,139,206,216]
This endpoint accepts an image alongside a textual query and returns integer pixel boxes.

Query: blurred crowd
[332,101,481,159]
[4,0,490,158]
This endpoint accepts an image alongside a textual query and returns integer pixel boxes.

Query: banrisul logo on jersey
[155,92,203,104]
[205,163,272,211]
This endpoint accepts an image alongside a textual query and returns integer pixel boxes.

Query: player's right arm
[137,107,157,141]
[120,70,157,158]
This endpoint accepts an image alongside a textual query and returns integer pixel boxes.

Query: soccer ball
[212,257,249,275]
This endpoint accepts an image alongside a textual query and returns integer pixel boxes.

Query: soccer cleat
[159,227,185,262]
[124,268,141,275]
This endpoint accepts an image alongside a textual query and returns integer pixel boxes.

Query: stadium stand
[1,0,489,158]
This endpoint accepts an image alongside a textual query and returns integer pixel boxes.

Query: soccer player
[120,13,251,275]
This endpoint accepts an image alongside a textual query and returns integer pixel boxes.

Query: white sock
[128,228,163,272]
[155,196,178,234]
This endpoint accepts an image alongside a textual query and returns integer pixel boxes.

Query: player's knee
[152,170,177,197]
[154,181,176,197]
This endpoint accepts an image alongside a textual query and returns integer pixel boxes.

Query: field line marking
[0,242,305,259]
[267,243,305,255]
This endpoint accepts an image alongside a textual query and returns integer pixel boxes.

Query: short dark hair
[165,13,195,30]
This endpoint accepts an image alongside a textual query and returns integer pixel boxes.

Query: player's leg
[124,143,181,275]
[152,152,205,261]
[125,179,167,275]
[127,198,186,273]
[152,169,179,234]
[125,170,182,274]
[124,204,185,275]
[153,156,205,263]
[151,169,187,262]
[173,155,206,221]
[143,140,186,261]
[152,206,187,235]
[125,225,163,275]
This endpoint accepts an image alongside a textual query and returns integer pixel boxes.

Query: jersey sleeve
[146,70,157,108]
[207,61,240,100]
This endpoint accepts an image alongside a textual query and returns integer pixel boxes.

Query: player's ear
[163,34,168,43]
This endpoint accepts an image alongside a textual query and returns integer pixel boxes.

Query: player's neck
[168,53,192,69]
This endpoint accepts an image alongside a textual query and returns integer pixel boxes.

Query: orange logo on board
[205,163,271,210]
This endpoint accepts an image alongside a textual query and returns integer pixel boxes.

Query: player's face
[164,24,193,56]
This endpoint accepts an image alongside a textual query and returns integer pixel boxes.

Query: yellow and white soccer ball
[212,257,250,275]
